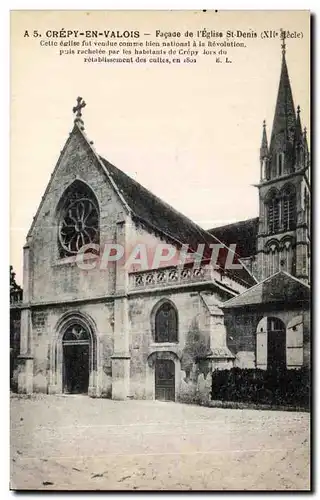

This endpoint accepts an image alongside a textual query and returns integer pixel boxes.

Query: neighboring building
[10,266,23,390]
[222,271,310,371]
[14,42,310,402]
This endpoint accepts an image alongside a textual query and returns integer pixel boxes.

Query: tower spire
[260,120,268,159]
[295,105,303,141]
[260,119,269,180]
[281,36,286,56]
[268,35,296,174]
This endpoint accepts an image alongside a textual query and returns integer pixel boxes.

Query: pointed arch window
[280,238,295,275]
[265,241,280,276]
[57,181,100,258]
[265,159,271,181]
[154,302,178,343]
[277,153,284,176]
[281,184,296,231]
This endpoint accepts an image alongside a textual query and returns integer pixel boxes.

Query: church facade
[13,43,310,402]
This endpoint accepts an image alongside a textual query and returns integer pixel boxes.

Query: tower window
[263,158,271,181]
[266,194,280,234]
[282,185,296,231]
[265,242,280,277]
[280,238,295,274]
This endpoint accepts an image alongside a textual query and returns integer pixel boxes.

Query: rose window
[59,196,99,256]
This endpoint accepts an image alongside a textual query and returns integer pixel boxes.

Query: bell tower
[255,37,310,284]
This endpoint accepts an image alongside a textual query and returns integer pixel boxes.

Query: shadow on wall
[11,355,20,393]
[179,318,212,405]
[101,362,112,398]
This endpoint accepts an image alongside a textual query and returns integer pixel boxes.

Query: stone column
[295,240,309,284]
[209,305,234,370]
[111,216,131,400]
[18,241,34,394]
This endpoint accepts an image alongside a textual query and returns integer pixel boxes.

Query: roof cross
[73,96,86,119]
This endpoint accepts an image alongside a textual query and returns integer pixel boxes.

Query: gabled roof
[222,271,310,309]
[100,157,256,287]
[208,217,259,258]
[26,120,256,288]
[100,157,218,253]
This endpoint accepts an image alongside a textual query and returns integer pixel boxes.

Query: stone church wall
[224,309,261,368]
[31,301,115,396]
[30,128,125,304]
[28,287,223,400]
[224,306,310,370]
[126,223,178,271]
[128,290,213,401]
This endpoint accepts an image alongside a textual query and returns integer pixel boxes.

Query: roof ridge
[222,270,278,306]
[100,156,242,255]
[100,156,257,284]
[208,217,259,233]
[76,126,132,215]
[100,156,256,284]
[280,270,310,289]
[222,270,310,308]
[101,157,221,244]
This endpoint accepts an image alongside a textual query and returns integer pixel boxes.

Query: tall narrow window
[282,185,296,231]
[280,239,294,275]
[271,246,279,275]
[266,191,280,234]
[261,158,270,181]
[57,181,100,258]
[154,302,178,343]
[277,152,284,176]
[265,242,279,277]
[265,159,271,181]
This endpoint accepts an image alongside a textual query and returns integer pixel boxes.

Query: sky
[10,10,310,284]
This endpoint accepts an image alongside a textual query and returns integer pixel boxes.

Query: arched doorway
[49,312,98,396]
[146,351,180,402]
[155,358,175,401]
[62,324,90,394]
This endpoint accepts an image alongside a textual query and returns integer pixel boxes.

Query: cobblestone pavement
[10,394,310,491]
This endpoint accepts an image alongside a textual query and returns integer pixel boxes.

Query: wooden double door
[155,359,175,401]
[267,317,286,371]
[63,343,89,394]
